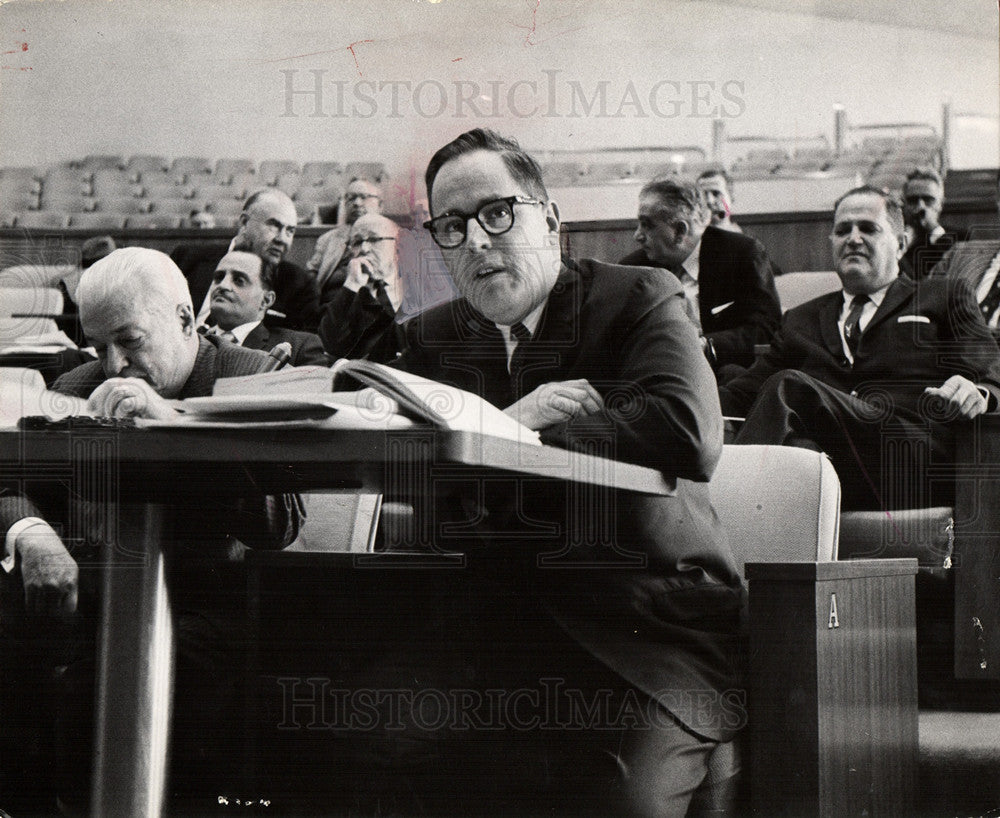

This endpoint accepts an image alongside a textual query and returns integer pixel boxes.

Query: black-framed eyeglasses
[423,196,545,249]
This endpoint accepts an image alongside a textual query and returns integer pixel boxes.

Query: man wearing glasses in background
[307,177,384,303]
[317,213,406,362]
[171,189,322,332]
[357,129,743,817]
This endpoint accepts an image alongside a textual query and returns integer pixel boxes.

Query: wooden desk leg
[91,502,174,818]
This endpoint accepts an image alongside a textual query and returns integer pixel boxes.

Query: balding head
[77,248,200,398]
[237,189,298,265]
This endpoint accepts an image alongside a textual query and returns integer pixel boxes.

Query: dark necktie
[843,294,869,359]
[979,272,1000,324]
[371,278,395,314]
[508,322,531,386]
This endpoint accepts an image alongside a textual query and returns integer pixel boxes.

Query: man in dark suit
[0,247,299,811]
[721,186,1000,512]
[171,189,321,332]
[317,213,406,363]
[619,175,780,369]
[380,129,743,817]
[201,249,328,367]
[900,166,967,280]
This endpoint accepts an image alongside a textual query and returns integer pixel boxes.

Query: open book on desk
[211,360,541,445]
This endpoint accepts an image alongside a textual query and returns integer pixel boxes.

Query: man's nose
[633,225,644,242]
[464,217,492,250]
[105,345,127,375]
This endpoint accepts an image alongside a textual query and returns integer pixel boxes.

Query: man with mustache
[317,213,406,362]
[203,249,328,366]
[171,189,322,332]
[721,185,1000,511]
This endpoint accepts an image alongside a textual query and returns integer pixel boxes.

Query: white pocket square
[897,315,931,324]
[711,300,735,315]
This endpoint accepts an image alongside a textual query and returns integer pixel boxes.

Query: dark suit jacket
[394,257,743,741]
[317,285,406,363]
[171,242,322,332]
[243,322,330,367]
[719,275,1000,418]
[619,225,780,367]
[901,224,968,280]
[931,239,1000,290]
[0,337,298,598]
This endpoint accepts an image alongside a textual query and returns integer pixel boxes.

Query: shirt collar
[208,319,261,345]
[496,299,547,343]
[841,282,892,311]
[681,237,702,282]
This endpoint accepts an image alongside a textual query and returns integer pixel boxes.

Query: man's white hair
[76,247,192,316]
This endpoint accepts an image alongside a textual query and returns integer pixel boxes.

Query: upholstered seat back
[711,444,841,573]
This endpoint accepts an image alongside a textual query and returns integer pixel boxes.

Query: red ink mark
[1,66,32,71]
[524,0,541,46]
[346,39,374,77]
[257,49,342,65]
[2,43,28,55]
[452,57,463,62]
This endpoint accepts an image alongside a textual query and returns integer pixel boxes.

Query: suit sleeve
[717,322,796,417]
[947,277,1000,407]
[704,238,781,364]
[305,232,328,274]
[277,265,322,332]
[541,273,724,482]
[292,332,332,367]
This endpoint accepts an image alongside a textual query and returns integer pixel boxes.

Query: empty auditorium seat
[205,199,244,226]
[143,182,193,200]
[81,154,124,171]
[228,173,257,197]
[258,161,301,184]
[171,156,213,177]
[126,155,170,176]
[585,162,634,183]
[301,161,343,186]
[0,189,39,213]
[94,196,149,214]
[68,212,126,230]
[542,161,588,187]
[191,183,244,202]
[125,214,183,229]
[273,172,301,195]
[41,168,91,199]
[633,161,684,180]
[293,185,341,204]
[38,195,95,213]
[215,158,256,180]
[91,169,141,199]
[150,198,202,216]
[344,161,386,182]
[0,167,41,191]
[14,211,70,229]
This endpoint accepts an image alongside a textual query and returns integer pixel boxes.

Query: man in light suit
[722,186,1000,511]
[619,175,781,369]
[382,128,743,817]
[202,249,328,367]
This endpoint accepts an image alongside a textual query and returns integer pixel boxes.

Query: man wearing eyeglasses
[307,177,383,299]
[171,189,322,332]
[317,213,406,362]
[721,186,1000,512]
[376,129,743,817]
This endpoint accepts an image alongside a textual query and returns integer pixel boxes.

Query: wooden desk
[954,416,1000,679]
[746,559,918,818]
[0,425,673,817]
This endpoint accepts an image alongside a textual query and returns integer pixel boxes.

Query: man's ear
[545,200,561,236]
[261,290,276,311]
[673,218,691,241]
[177,303,195,336]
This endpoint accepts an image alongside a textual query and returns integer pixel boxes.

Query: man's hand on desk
[87,377,179,420]
[17,528,78,616]
[505,379,605,430]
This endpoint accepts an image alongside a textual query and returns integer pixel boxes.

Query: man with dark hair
[932,169,1000,334]
[202,250,328,366]
[171,189,321,332]
[307,177,383,302]
[697,167,742,233]
[619,175,781,369]
[722,185,1000,511]
[379,128,743,816]
[901,166,967,279]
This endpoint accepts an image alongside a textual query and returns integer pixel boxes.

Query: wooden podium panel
[746,559,918,817]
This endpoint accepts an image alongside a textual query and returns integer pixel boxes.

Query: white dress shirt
[497,300,547,372]
[837,285,890,364]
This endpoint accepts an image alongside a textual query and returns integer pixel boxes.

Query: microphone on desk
[263,342,293,371]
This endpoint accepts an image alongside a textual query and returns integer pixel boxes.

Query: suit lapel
[518,264,582,394]
[817,292,845,359]
[863,276,914,334]
[244,322,269,351]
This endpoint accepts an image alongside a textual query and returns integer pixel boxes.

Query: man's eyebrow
[437,195,508,218]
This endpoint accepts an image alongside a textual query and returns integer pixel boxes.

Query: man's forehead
[248,194,296,221]
[216,251,261,278]
[904,179,941,197]
[348,180,379,196]
[834,194,887,222]
[699,175,727,192]
[432,150,522,207]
